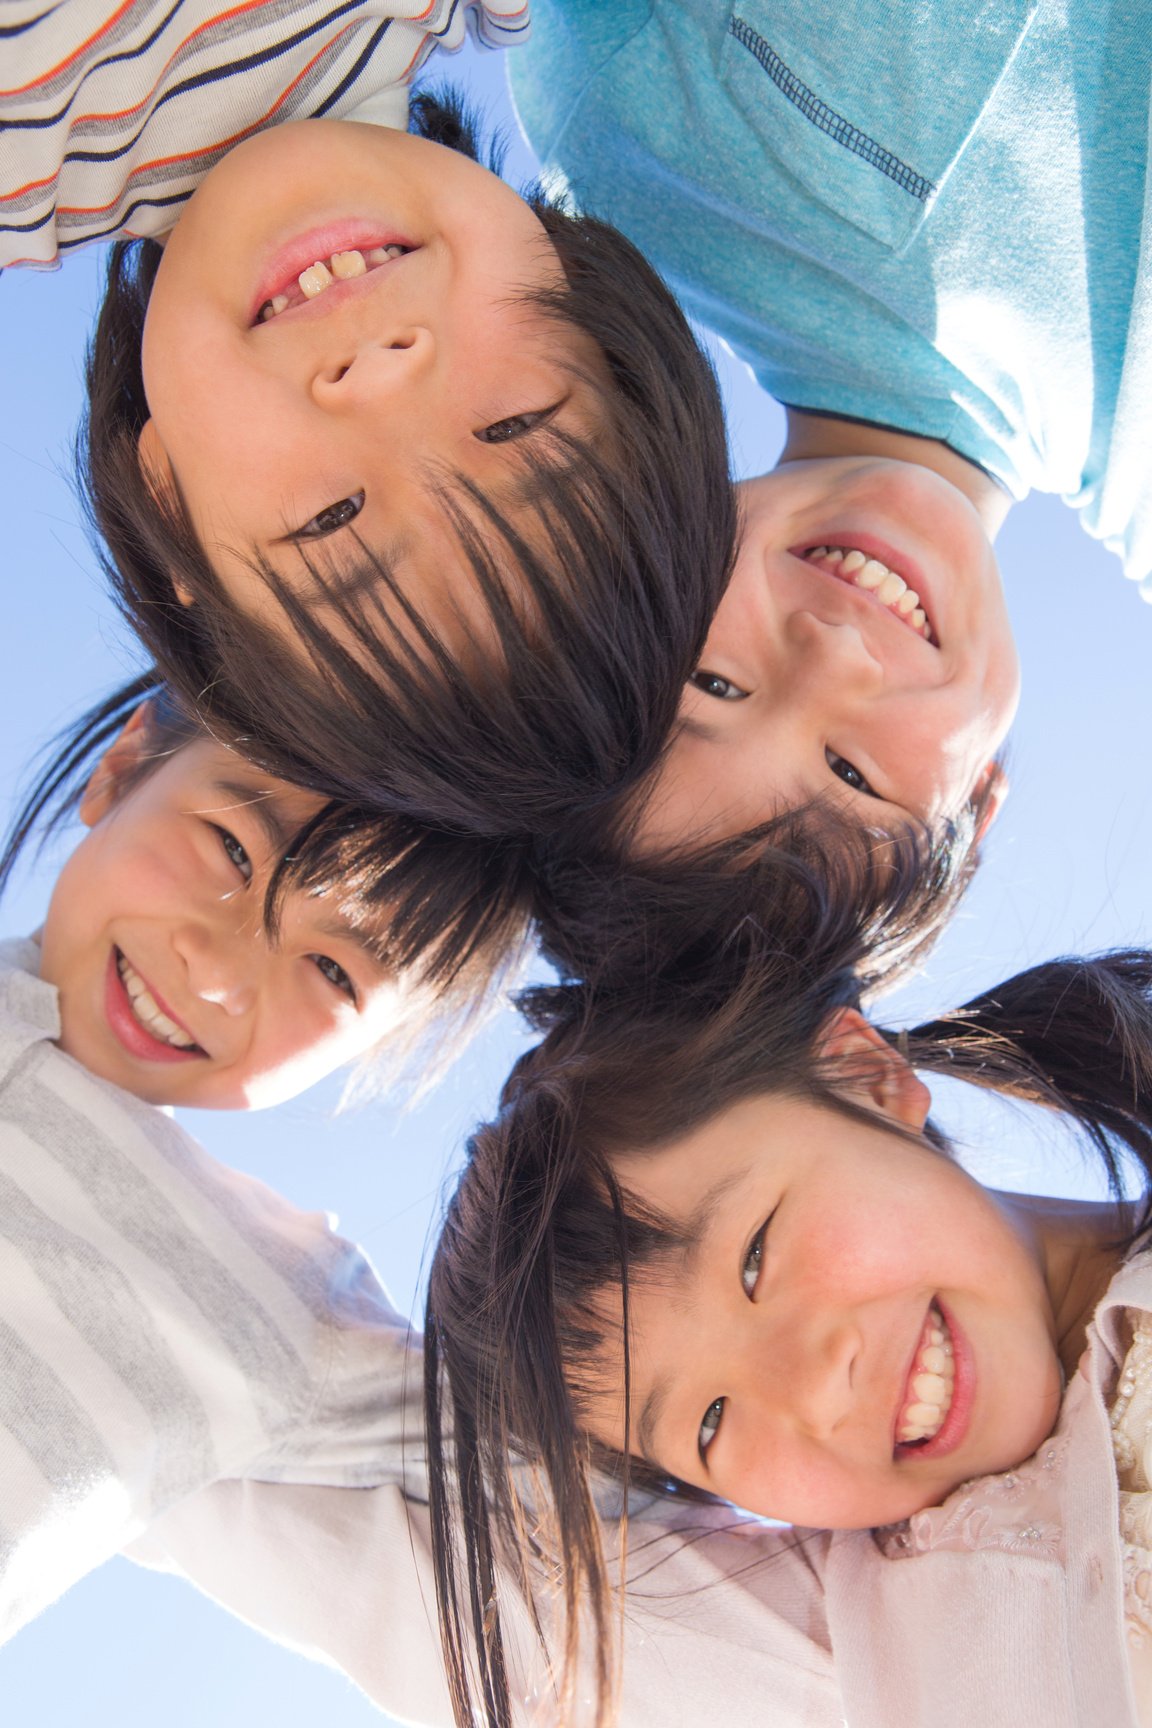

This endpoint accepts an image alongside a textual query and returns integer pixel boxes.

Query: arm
[129,1475,841,1726]
[0,951,408,1640]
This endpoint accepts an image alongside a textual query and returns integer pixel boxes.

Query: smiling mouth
[255,244,413,323]
[803,545,936,643]
[115,950,203,1053]
[895,1302,956,1449]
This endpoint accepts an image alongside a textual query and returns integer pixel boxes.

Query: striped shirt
[0,937,419,1644]
[0,0,530,267]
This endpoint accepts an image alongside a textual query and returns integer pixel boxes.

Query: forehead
[170,743,324,828]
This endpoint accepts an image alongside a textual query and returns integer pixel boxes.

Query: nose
[172,924,259,1017]
[759,1306,860,1442]
[778,609,885,699]
[309,324,436,409]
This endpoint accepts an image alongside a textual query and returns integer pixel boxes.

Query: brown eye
[689,669,749,701]
[476,405,559,445]
[699,1398,724,1457]
[295,492,365,539]
[212,826,253,883]
[826,750,875,797]
[310,953,356,1003]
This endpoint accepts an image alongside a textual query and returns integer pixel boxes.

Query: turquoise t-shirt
[511,1,1152,588]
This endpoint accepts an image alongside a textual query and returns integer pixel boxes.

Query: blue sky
[3,32,1152,1728]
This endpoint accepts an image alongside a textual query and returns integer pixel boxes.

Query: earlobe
[817,1006,932,1130]
[972,758,1009,843]
[78,703,157,827]
[137,417,172,498]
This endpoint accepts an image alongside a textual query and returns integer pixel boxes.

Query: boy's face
[139,122,606,653]
[638,458,1020,847]
[39,722,403,1110]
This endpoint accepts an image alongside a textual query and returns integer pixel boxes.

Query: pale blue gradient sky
[3,34,1152,1728]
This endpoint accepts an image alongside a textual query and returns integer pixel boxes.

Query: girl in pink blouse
[426,842,1152,1727]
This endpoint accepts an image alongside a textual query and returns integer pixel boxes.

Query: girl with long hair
[426,847,1152,1726]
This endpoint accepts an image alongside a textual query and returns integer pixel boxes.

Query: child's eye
[294,492,365,540]
[475,406,559,445]
[699,1397,724,1458]
[742,1223,769,1297]
[214,827,253,883]
[826,750,875,797]
[310,954,357,1003]
[688,669,749,702]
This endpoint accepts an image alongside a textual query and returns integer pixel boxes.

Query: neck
[781,407,1013,539]
[999,1191,1127,1380]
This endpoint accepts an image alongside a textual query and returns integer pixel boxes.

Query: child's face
[587,1066,1063,1530]
[38,725,403,1110]
[638,458,1020,848]
[138,122,605,653]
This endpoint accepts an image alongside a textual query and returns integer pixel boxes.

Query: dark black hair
[78,88,737,860]
[0,677,529,1072]
[425,841,1152,1726]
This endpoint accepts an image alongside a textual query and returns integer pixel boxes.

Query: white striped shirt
[0,0,530,267]
[0,937,419,1644]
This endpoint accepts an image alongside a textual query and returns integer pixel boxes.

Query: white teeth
[298,259,333,297]
[856,558,889,591]
[116,955,197,1050]
[897,1305,955,1445]
[330,249,367,280]
[258,247,407,320]
[805,545,936,643]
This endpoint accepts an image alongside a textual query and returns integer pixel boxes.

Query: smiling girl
[425,855,1152,1726]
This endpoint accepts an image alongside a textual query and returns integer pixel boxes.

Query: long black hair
[425,845,1152,1727]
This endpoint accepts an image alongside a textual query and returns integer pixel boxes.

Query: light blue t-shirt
[511,1,1152,588]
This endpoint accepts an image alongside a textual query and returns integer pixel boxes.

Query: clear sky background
[3,30,1152,1728]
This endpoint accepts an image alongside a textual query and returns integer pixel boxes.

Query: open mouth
[894,1301,955,1451]
[802,544,936,644]
[254,243,414,324]
[113,948,204,1056]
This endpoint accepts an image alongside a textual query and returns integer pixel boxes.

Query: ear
[817,1006,931,1130]
[137,420,193,606]
[972,758,1008,844]
[78,703,157,827]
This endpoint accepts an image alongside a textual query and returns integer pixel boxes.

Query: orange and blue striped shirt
[0,0,529,266]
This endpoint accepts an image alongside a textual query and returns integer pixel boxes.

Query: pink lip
[790,529,940,649]
[893,1297,975,1463]
[104,949,204,1065]
[250,220,417,325]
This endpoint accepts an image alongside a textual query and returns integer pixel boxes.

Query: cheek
[236,992,366,1109]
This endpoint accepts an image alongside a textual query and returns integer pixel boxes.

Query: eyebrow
[209,778,296,853]
[309,913,394,972]
[631,1166,750,1467]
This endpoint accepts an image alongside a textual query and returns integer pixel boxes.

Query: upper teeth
[897,1304,955,1445]
[116,953,197,1050]
[259,247,407,320]
[805,546,933,641]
